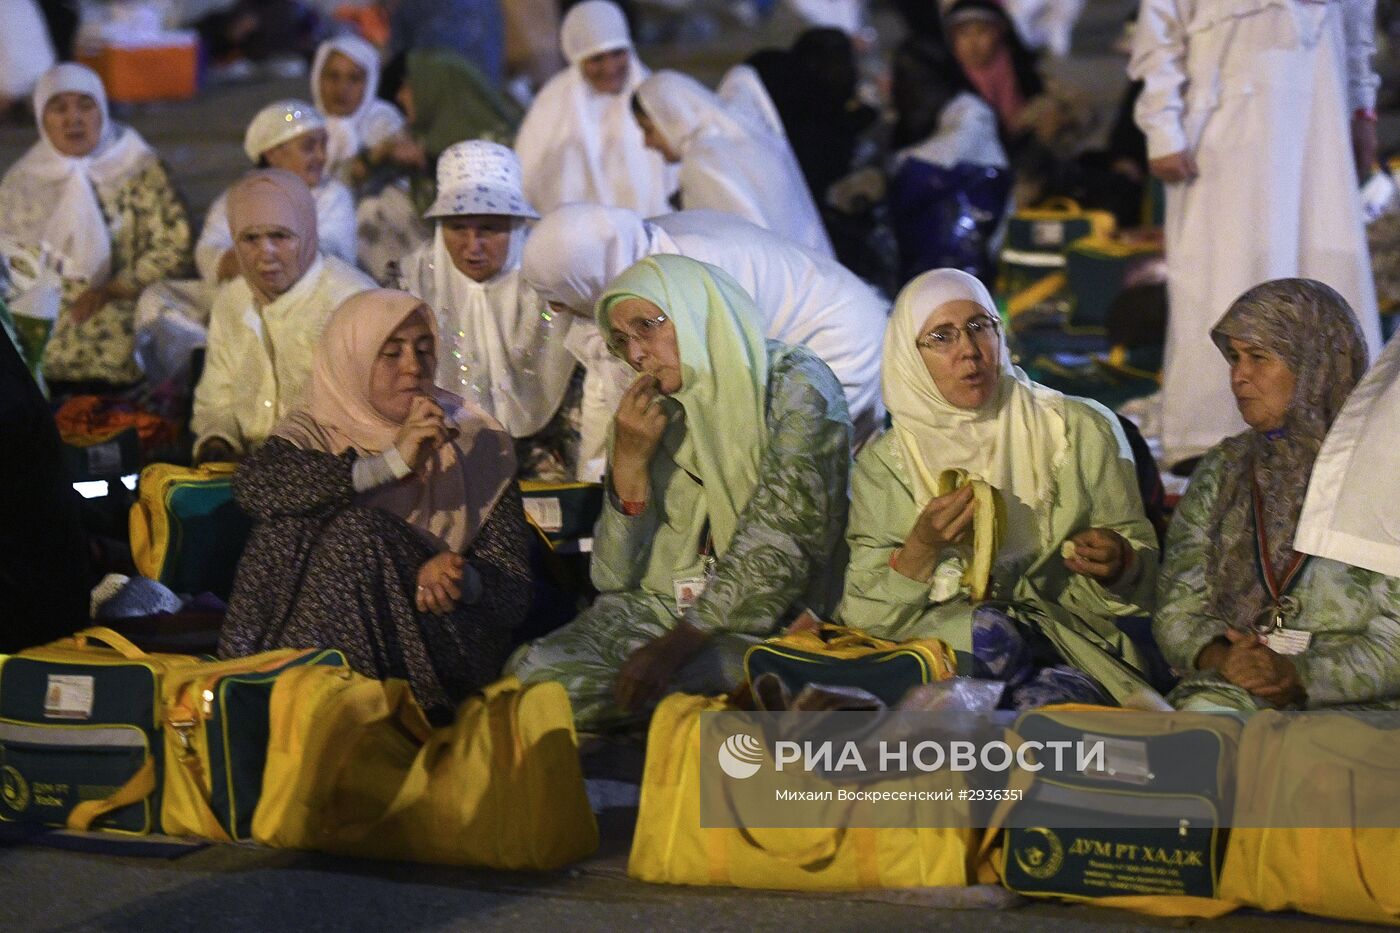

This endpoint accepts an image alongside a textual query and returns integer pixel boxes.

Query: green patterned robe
[838,398,1161,699]
[1157,446,1400,710]
[508,343,852,729]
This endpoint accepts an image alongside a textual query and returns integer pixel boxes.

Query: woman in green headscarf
[507,254,853,730]
[355,49,522,281]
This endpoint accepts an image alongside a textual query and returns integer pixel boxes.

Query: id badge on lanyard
[1247,475,1313,655]
[674,518,717,611]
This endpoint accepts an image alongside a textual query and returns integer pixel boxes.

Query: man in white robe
[1131,0,1384,466]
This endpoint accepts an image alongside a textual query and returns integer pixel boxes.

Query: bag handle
[171,747,234,843]
[67,758,157,832]
[1032,196,1082,214]
[814,624,894,651]
[71,626,148,659]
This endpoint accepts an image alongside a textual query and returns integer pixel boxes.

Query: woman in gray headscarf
[1156,278,1400,710]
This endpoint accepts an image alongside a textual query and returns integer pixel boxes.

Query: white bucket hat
[244,99,327,162]
[424,140,539,220]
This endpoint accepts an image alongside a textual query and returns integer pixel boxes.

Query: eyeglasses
[606,312,670,356]
[915,315,1000,353]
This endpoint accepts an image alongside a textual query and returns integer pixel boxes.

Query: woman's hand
[416,551,465,615]
[892,485,976,583]
[1064,528,1131,586]
[216,249,241,283]
[1198,629,1305,708]
[393,395,457,474]
[614,621,709,712]
[386,134,428,171]
[66,284,109,326]
[610,374,669,503]
[1217,628,1304,707]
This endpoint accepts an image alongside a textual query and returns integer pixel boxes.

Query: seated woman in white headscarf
[0,63,192,393]
[192,169,375,464]
[309,35,406,190]
[522,203,888,464]
[507,254,852,731]
[514,0,674,217]
[218,289,531,724]
[393,141,580,479]
[631,70,834,260]
[135,100,358,389]
[838,270,1160,709]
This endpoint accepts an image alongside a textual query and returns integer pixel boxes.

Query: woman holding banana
[838,269,1161,709]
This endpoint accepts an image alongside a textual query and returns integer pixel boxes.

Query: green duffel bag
[518,480,603,552]
[160,648,349,842]
[129,462,253,599]
[744,624,958,708]
[0,628,203,834]
[1064,235,1163,330]
[1005,198,1115,254]
[997,706,1242,902]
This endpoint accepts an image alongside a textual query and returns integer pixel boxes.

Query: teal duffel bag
[743,625,958,708]
[129,462,253,599]
[997,706,1242,902]
[0,628,203,834]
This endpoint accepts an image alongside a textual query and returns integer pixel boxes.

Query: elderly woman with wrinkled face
[1156,279,1400,711]
[838,269,1161,710]
[0,63,191,391]
[191,169,375,463]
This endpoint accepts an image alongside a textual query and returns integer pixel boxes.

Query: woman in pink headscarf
[218,288,532,722]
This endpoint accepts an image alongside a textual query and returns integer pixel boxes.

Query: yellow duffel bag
[1220,711,1400,926]
[255,667,598,871]
[629,693,977,890]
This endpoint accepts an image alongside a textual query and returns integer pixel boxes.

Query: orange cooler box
[77,38,198,103]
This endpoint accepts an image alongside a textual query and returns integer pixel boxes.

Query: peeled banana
[935,468,1001,602]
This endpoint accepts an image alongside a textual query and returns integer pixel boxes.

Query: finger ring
[416,585,426,593]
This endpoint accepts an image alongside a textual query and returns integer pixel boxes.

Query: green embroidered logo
[1014,826,1064,880]
[2,765,30,813]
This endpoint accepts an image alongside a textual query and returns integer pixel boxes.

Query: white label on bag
[1081,734,1152,784]
[523,496,563,533]
[1032,221,1065,248]
[44,675,95,720]
[1263,628,1313,656]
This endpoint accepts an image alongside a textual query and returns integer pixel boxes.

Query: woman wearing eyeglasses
[507,254,852,730]
[838,269,1161,709]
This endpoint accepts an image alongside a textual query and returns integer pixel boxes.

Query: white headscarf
[243,99,327,162]
[513,0,673,216]
[1,63,153,284]
[884,269,1067,552]
[521,203,657,311]
[635,70,834,258]
[399,143,576,438]
[309,36,405,172]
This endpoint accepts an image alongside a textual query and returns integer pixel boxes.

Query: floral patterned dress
[4,156,193,386]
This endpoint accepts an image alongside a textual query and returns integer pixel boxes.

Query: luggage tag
[1262,627,1312,656]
